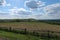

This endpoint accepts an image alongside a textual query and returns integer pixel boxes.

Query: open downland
[0,22,60,32]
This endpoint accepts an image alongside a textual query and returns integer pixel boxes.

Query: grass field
[0,30,42,40]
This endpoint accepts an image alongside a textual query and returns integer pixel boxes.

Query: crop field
[0,22,60,32]
[0,22,60,40]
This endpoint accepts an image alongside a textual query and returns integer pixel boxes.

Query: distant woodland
[0,19,60,25]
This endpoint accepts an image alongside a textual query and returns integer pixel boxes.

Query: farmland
[0,22,60,32]
[0,20,60,40]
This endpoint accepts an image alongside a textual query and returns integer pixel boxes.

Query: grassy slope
[0,30,42,40]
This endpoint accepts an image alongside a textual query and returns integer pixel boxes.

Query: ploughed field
[0,22,60,32]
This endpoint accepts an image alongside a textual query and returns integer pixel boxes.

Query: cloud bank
[28,3,60,19]
[43,3,60,19]
[8,7,33,19]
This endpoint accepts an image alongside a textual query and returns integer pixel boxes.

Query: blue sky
[0,0,60,19]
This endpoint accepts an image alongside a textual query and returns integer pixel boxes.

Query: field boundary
[0,26,60,39]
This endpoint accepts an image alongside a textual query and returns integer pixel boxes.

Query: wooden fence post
[9,27,12,32]
[47,30,50,40]
[24,28,27,34]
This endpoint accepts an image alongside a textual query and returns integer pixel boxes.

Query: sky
[0,0,60,19]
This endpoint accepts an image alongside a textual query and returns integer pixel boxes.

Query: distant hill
[37,19,60,25]
[0,19,60,25]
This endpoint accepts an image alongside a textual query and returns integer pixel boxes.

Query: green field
[0,30,42,40]
[0,30,57,40]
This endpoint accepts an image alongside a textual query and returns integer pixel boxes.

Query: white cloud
[9,7,18,15]
[6,4,11,6]
[0,0,6,6]
[40,3,60,19]
[0,0,60,19]
[0,0,11,7]
[0,10,10,15]
[9,7,31,15]
[8,7,33,19]
[29,3,60,19]
[0,7,33,19]
[0,10,11,19]
[25,0,45,9]
[9,3,60,19]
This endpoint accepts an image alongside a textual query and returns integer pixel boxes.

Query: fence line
[0,26,60,39]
